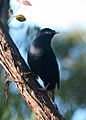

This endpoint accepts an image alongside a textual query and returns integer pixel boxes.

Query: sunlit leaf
[8,8,13,15]
[15,15,26,22]
[22,0,32,6]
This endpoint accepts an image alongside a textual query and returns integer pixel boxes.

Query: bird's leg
[47,90,55,102]
[38,83,55,102]
[38,87,46,91]
[45,83,50,90]
[38,83,50,91]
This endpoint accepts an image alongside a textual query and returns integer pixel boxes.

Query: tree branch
[0,21,65,120]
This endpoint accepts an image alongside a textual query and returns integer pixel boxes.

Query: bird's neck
[35,35,51,47]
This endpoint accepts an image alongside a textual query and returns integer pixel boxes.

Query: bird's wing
[41,48,60,89]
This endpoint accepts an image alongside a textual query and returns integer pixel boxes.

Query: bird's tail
[48,90,55,102]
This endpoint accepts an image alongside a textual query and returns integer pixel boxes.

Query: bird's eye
[45,31,52,34]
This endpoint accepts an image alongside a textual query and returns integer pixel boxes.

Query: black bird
[27,28,60,102]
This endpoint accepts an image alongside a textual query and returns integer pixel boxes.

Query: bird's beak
[56,31,59,34]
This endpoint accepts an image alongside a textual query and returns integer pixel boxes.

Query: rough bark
[0,21,65,120]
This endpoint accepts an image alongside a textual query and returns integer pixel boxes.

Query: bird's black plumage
[27,28,60,101]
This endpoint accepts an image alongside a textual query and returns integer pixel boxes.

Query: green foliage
[52,29,86,119]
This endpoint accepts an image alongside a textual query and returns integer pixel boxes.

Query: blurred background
[0,0,86,120]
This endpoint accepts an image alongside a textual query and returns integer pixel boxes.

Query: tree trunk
[0,21,65,120]
[0,0,10,29]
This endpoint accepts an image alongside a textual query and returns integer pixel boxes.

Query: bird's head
[39,28,59,44]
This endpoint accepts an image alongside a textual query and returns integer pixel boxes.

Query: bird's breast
[30,44,44,60]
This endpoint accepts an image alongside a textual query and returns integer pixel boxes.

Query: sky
[71,108,86,120]
[10,0,86,120]
[10,0,86,30]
